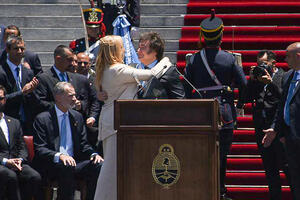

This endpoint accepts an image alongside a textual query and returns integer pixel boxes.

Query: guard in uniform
[69,8,106,64]
[184,10,247,200]
[89,0,140,35]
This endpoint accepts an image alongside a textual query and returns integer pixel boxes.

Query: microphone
[173,62,202,98]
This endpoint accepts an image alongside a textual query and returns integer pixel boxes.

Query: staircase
[177,0,299,199]
[0,0,186,69]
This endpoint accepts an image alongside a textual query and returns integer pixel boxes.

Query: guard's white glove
[130,26,139,40]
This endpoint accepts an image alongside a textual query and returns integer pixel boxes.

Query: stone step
[139,27,181,40]
[141,4,186,15]
[141,16,184,27]
[0,0,188,4]
[25,40,70,52]
[0,4,94,17]
[0,16,82,28]
[21,28,84,40]
[38,51,177,66]
[141,0,188,4]
[1,16,183,28]
[0,0,78,3]
[0,4,185,17]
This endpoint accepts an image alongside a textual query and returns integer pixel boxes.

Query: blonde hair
[95,35,124,90]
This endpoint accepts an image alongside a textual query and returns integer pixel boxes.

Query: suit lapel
[4,116,14,148]
[290,71,300,102]
[21,65,28,87]
[68,110,78,153]
[67,72,74,84]
[3,62,17,91]
[0,122,8,147]
[50,108,60,151]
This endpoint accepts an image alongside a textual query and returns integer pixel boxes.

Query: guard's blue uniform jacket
[184,48,247,129]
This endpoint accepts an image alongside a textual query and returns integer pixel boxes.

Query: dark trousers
[38,159,101,200]
[219,128,233,195]
[285,137,300,200]
[0,164,42,200]
[256,127,291,200]
[102,4,119,35]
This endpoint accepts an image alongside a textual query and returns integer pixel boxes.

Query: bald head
[76,52,91,76]
[286,42,300,70]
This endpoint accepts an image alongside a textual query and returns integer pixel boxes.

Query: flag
[112,14,140,65]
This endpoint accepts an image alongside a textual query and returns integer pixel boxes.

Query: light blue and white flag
[112,14,140,65]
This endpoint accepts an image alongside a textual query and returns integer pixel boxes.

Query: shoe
[220,194,233,200]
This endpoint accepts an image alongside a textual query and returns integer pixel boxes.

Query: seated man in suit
[0,25,42,75]
[35,45,101,122]
[0,85,42,200]
[0,36,39,134]
[33,82,103,200]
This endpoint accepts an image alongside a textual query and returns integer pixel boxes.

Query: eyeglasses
[78,62,89,66]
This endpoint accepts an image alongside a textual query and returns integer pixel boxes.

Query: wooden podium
[114,99,220,200]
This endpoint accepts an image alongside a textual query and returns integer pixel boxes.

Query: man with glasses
[73,52,102,150]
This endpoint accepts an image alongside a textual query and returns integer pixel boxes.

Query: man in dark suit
[0,25,42,75]
[35,45,101,121]
[243,50,290,200]
[265,42,300,200]
[136,32,185,99]
[0,36,39,134]
[75,52,102,149]
[184,12,247,200]
[33,82,103,200]
[0,85,42,200]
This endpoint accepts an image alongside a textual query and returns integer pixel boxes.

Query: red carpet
[178,0,297,199]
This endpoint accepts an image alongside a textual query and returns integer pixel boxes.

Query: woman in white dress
[93,35,171,200]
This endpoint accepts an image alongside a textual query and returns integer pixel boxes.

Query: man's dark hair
[54,45,73,58]
[5,25,21,36]
[6,36,24,50]
[257,50,277,61]
[139,32,165,61]
[0,85,7,96]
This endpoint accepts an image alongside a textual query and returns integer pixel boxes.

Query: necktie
[284,71,298,125]
[59,72,66,82]
[144,65,149,70]
[16,67,25,121]
[15,67,22,90]
[60,113,68,154]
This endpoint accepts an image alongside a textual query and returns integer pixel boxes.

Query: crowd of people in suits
[0,4,300,200]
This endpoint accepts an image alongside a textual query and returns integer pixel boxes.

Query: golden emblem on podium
[152,144,180,189]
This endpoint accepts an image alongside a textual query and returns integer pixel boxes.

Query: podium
[114,99,220,200]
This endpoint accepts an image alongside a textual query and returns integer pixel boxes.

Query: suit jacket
[0,50,42,76]
[158,65,185,99]
[33,107,95,163]
[99,58,171,140]
[35,66,101,120]
[0,61,38,125]
[274,69,300,139]
[244,68,284,129]
[0,115,28,163]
